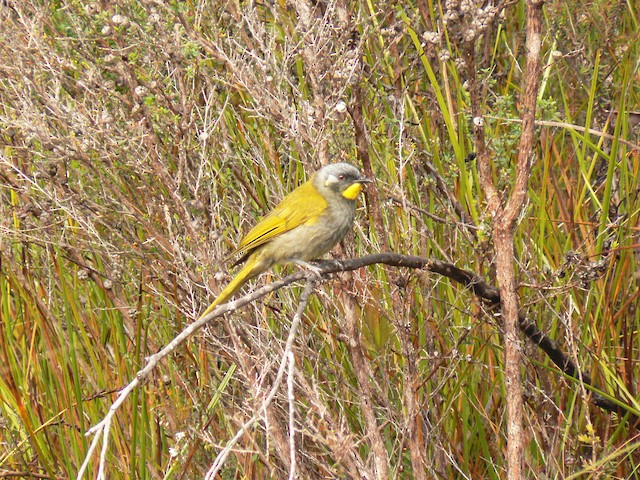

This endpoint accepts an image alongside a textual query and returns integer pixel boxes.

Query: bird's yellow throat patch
[342,182,363,200]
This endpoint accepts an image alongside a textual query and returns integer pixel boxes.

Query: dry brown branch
[493,2,544,477]
[465,0,545,476]
[341,291,390,480]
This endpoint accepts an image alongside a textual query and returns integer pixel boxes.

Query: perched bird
[201,162,371,316]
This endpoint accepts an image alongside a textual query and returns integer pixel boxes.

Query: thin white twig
[486,116,640,151]
[76,272,310,479]
[205,277,317,479]
[76,377,141,479]
[287,349,297,480]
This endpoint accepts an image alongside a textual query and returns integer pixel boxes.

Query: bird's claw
[292,260,325,280]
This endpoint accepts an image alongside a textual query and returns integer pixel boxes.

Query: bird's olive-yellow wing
[231,178,327,258]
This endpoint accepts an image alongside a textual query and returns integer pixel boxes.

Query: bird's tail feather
[199,254,262,318]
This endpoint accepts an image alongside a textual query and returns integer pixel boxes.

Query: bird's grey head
[315,163,372,200]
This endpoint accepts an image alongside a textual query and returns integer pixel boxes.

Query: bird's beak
[342,175,373,200]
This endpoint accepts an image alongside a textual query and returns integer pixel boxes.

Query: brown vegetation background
[1,0,639,478]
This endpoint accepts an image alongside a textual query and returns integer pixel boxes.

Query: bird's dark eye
[338,174,345,180]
